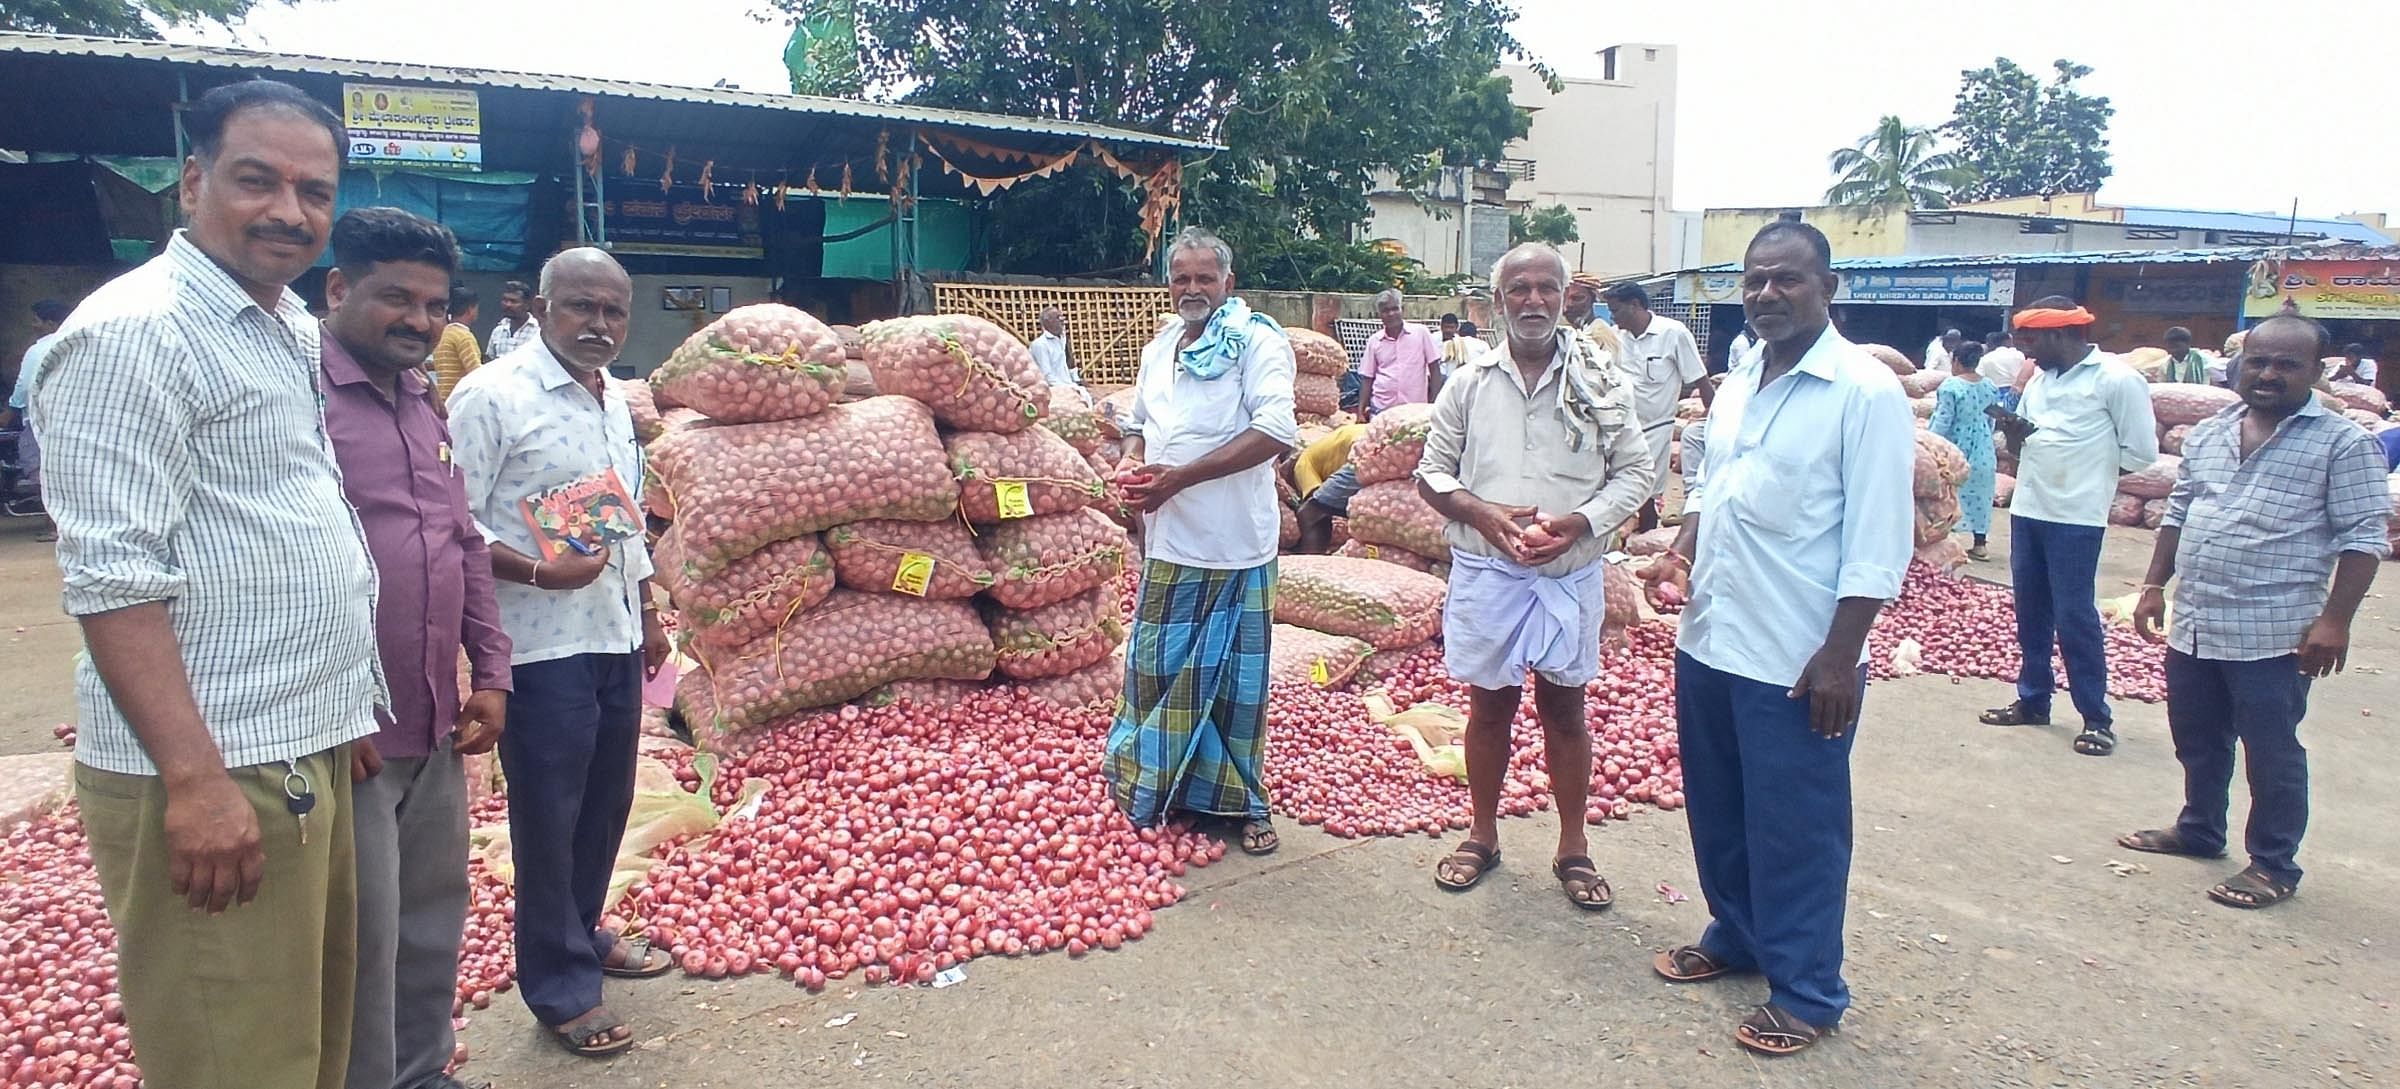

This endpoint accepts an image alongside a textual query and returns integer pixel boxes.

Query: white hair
[1166,226,1234,276]
[1489,243,1570,297]
[539,246,625,296]
[1372,288,1405,310]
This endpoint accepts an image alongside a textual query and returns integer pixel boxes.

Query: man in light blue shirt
[6,298,68,536]
[1643,221,1915,1057]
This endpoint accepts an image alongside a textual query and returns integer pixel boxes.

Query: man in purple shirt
[319,207,512,1089]
[1357,288,1443,420]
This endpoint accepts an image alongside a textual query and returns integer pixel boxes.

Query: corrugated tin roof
[1664,242,2400,278]
[2114,205,2391,245]
[0,31,1218,153]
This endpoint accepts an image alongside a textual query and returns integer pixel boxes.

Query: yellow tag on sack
[1363,544,1381,559]
[891,551,936,597]
[994,480,1034,519]
[1310,659,1331,686]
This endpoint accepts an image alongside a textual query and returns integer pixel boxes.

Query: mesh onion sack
[1039,388,1106,457]
[655,533,835,655]
[976,508,1131,610]
[1345,480,1449,563]
[984,586,1127,680]
[1294,372,1341,417]
[1334,538,1447,578]
[1287,328,1351,378]
[861,314,1050,433]
[1350,403,1437,486]
[648,396,957,581]
[616,377,666,442]
[1015,649,1123,711]
[678,590,994,742]
[1274,554,1447,650]
[651,304,846,423]
[1268,624,1373,688]
[824,518,995,600]
[2151,384,2240,429]
[947,427,1105,525]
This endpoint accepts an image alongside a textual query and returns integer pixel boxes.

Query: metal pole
[572,142,588,245]
[173,74,190,231]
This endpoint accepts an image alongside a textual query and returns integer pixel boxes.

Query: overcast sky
[176,0,2398,219]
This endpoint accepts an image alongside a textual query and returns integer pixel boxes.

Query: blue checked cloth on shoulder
[1106,558,1277,823]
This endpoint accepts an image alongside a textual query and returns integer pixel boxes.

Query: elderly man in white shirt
[1644,222,1915,1057]
[1028,303,1082,396]
[1923,328,1962,372]
[447,247,673,1058]
[1980,296,2158,757]
[1602,280,1705,532]
[1416,243,1654,910]
[1107,227,1298,858]
[1977,329,2027,408]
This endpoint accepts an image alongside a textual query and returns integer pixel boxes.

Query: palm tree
[1823,116,1980,212]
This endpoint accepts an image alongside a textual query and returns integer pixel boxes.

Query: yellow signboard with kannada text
[2244,258,2400,320]
[342,83,482,172]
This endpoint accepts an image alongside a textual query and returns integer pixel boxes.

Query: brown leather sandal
[1734,1004,1830,1056]
[1651,944,1736,983]
[1551,855,1612,911]
[1433,840,1500,891]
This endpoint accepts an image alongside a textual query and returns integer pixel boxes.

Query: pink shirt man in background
[1358,288,1443,419]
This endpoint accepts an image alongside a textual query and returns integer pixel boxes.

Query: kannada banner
[603,193,765,258]
[1676,267,2015,307]
[2244,258,2400,320]
[343,83,481,172]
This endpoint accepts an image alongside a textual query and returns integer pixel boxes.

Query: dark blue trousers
[2166,650,2312,888]
[2009,515,2113,729]
[1675,652,1861,1029]
[500,652,641,1026]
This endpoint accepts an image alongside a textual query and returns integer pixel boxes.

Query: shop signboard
[2244,258,2400,320]
[342,83,481,172]
[603,193,765,258]
[1678,267,2014,307]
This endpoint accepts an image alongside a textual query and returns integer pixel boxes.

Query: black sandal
[1433,840,1500,891]
[2208,865,2295,909]
[2073,728,2117,756]
[551,1010,634,1058]
[1651,944,1736,983]
[1551,855,1613,912]
[1734,1004,1830,1056]
[599,933,674,979]
[1239,818,1280,856]
[1980,701,2050,727]
[2116,828,2226,859]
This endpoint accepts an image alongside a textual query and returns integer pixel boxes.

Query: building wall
[1367,193,1466,277]
[1899,216,2208,257]
[1498,45,1677,278]
[1700,207,1905,265]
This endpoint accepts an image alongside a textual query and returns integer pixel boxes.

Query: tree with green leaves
[1822,115,1978,212]
[0,0,284,37]
[1510,203,1578,246]
[1945,58,2115,201]
[795,0,1543,288]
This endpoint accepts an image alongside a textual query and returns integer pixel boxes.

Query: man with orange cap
[1980,296,2158,756]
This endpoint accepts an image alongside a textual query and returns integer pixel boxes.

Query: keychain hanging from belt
[283,758,316,844]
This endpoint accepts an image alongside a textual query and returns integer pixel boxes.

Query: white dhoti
[1442,549,1608,690]
[1641,419,1675,499]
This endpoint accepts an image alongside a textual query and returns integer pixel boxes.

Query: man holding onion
[1107,226,1299,857]
[447,247,673,1059]
[1647,221,1915,1057]
[1416,242,1653,911]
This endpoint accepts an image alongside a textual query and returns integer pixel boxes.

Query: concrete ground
[2,513,2394,1088]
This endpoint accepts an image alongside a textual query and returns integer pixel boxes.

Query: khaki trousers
[76,744,357,1089]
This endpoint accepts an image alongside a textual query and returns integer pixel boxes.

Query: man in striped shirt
[484,280,540,359]
[35,79,380,1089]
[2120,315,2388,910]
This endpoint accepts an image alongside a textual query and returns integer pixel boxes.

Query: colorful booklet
[518,467,643,561]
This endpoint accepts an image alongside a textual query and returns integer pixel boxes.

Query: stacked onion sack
[2108,382,2237,528]
[1273,554,1447,689]
[650,306,1015,754]
[1912,431,1971,569]
[1286,327,1349,421]
[1334,403,1451,579]
[865,313,1131,710]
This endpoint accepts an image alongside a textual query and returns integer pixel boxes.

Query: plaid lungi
[1106,558,1276,824]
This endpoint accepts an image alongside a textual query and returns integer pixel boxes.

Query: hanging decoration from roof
[697,159,716,202]
[660,146,676,194]
[576,97,603,179]
[743,173,761,207]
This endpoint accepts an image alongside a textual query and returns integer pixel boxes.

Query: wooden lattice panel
[930,283,1174,388]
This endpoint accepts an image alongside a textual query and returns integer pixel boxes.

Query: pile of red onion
[1868,562,2167,702]
[616,693,1221,990]
[0,809,134,1089]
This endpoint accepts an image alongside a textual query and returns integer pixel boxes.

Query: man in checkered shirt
[34,80,381,1088]
[2119,314,2389,911]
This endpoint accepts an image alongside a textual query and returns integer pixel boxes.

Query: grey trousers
[345,742,470,1089]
